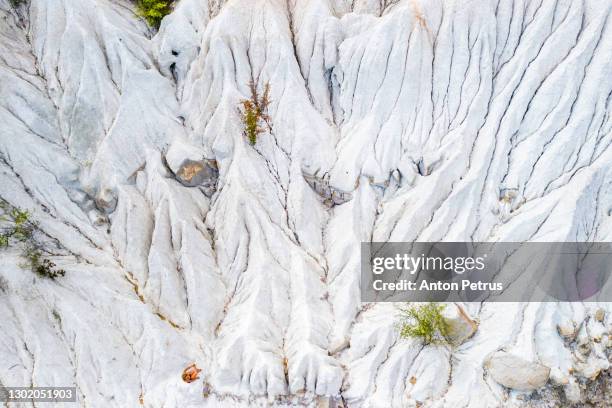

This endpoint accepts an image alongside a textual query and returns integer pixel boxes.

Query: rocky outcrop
[303,173,352,206]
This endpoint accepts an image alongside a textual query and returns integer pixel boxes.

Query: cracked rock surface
[0,0,611,406]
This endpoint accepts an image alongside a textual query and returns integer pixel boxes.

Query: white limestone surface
[0,0,611,406]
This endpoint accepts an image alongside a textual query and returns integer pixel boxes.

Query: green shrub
[0,200,65,280]
[0,202,34,245]
[136,0,173,29]
[398,303,449,345]
[239,80,271,145]
[9,0,27,7]
[21,245,65,280]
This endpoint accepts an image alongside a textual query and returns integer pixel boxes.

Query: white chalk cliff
[0,0,611,406]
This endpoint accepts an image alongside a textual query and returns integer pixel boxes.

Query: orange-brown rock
[182,363,202,383]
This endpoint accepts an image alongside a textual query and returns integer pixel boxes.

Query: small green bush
[136,0,173,29]
[398,303,449,345]
[21,246,65,280]
[239,80,271,145]
[9,0,27,7]
[0,202,34,245]
[0,200,65,280]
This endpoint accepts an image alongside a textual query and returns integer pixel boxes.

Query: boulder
[165,139,218,195]
[175,158,218,190]
[484,351,550,391]
[442,304,478,346]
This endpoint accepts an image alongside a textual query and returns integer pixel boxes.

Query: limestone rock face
[0,0,611,406]
[484,351,551,391]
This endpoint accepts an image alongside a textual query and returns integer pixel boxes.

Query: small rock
[95,188,117,214]
[202,382,211,397]
[557,323,578,340]
[442,304,478,346]
[574,353,610,380]
[484,351,550,391]
[182,363,202,383]
[499,187,518,203]
[577,338,591,356]
[594,308,605,322]
[175,158,218,191]
[316,396,344,408]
